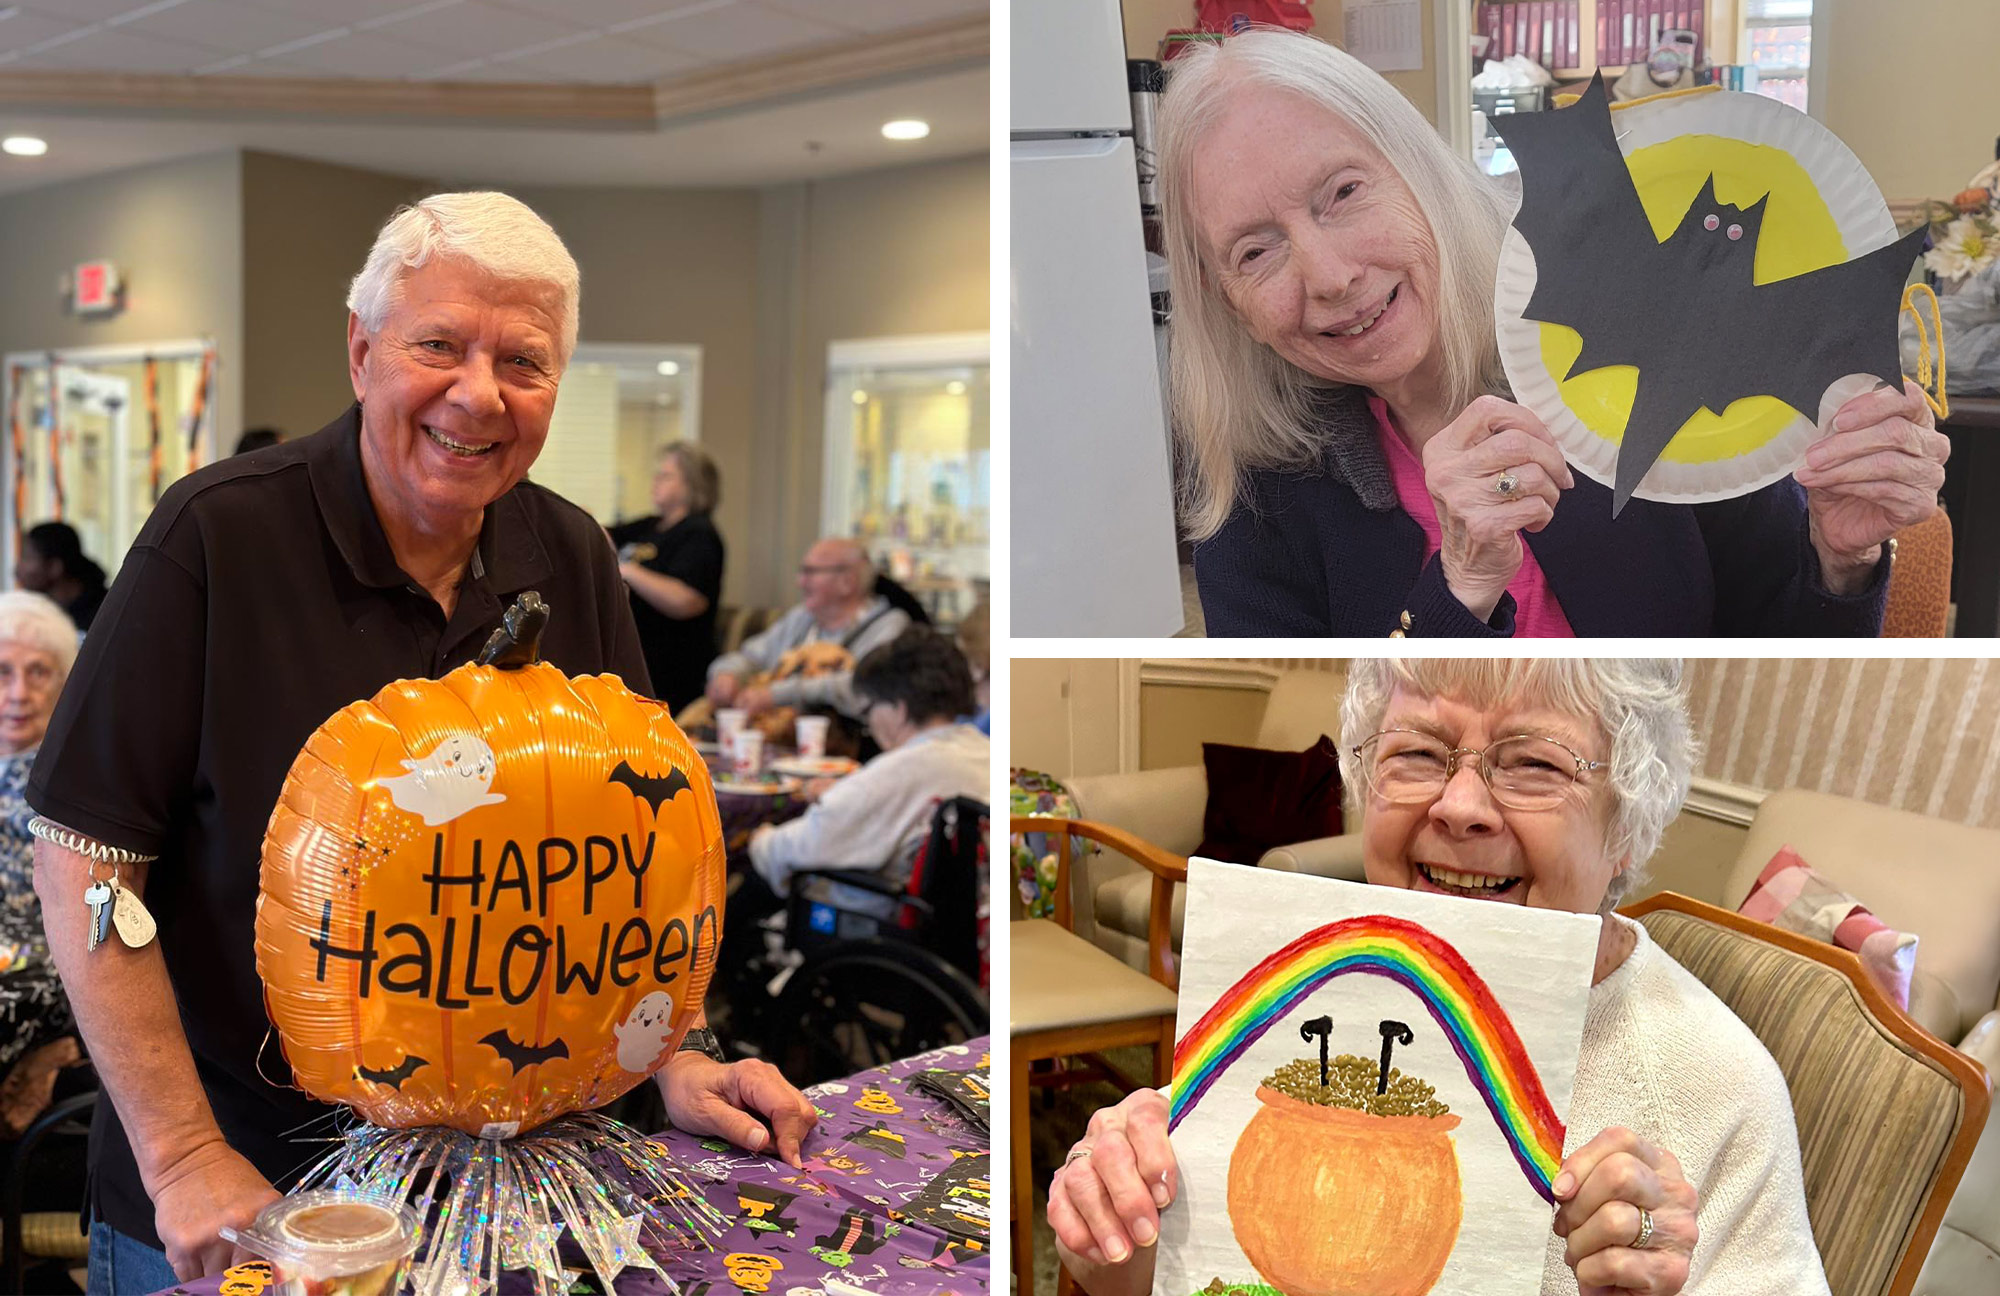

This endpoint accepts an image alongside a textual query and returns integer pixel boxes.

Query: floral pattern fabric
[0,751,75,1072]
[1009,768,1084,920]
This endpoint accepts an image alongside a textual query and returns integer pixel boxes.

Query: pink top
[1371,396,1575,638]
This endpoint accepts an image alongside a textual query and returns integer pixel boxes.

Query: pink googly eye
[1727,223,1744,240]
[1703,214,1720,231]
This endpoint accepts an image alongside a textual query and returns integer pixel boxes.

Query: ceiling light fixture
[656,360,680,376]
[881,119,930,141]
[3,136,49,157]
[851,390,869,405]
[946,380,966,396]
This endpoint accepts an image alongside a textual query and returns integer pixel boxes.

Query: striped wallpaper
[1686,659,2000,829]
[1231,658,2000,830]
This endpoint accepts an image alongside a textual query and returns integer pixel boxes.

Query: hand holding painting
[1551,1127,1699,1294]
[1049,1090,1701,1296]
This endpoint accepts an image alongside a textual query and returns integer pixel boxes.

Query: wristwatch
[678,1027,726,1062]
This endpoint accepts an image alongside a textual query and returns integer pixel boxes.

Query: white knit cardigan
[1540,915,1832,1295]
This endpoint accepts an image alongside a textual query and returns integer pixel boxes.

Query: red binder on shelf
[1568,0,1581,69]
[1553,2,1567,70]
[1596,0,1610,67]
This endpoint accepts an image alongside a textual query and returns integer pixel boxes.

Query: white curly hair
[1339,659,1696,909]
[0,590,79,677]
[346,191,580,367]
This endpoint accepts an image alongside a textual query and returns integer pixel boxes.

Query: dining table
[152,1039,991,1296]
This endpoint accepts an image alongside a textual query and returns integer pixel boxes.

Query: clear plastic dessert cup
[221,1189,420,1296]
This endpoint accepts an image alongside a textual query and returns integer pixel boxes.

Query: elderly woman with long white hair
[26,192,816,1292]
[1050,659,1831,1296]
[1165,30,1946,636]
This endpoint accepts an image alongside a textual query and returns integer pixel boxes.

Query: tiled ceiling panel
[0,7,83,57]
[0,0,975,80]
[368,0,574,62]
[624,0,850,63]
[117,0,328,55]
[12,26,227,71]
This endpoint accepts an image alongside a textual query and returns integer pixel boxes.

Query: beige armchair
[1715,789,2000,1293]
[1063,671,1366,970]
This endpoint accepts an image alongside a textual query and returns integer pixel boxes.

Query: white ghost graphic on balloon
[379,734,507,826]
[613,991,678,1072]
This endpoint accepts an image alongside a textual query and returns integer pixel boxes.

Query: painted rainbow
[1169,913,1566,1200]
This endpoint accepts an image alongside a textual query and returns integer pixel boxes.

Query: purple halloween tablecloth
[154,1039,991,1296]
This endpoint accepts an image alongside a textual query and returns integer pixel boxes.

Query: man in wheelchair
[719,629,990,1067]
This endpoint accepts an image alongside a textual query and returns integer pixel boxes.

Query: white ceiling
[0,0,988,192]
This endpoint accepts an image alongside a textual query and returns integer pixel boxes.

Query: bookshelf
[1472,0,1738,83]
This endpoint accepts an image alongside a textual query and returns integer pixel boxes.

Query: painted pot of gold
[1226,1020,1462,1296]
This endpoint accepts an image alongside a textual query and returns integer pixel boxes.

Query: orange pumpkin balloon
[257,644,724,1137]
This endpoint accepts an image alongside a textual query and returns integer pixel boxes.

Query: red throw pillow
[1194,736,1344,865]
[1738,845,1919,1010]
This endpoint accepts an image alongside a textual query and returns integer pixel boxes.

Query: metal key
[83,881,113,952]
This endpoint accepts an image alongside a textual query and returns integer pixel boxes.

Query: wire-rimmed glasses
[1351,729,1607,811]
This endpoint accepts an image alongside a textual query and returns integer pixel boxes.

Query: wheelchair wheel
[768,940,987,1084]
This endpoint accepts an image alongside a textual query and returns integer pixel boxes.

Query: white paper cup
[795,715,831,758]
[732,730,765,776]
[716,708,748,761]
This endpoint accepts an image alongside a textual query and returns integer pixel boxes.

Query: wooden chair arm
[1010,815,1187,989]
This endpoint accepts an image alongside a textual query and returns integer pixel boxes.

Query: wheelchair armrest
[790,869,934,916]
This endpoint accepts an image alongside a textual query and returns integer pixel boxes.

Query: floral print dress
[0,750,74,1072]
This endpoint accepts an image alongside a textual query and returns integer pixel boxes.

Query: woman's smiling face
[1189,81,1443,390]
[1360,686,1623,916]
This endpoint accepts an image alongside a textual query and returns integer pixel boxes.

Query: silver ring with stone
[1495,471,1521,497]
[1064,1146,1093,1169]
[1632,1206,1655,1250]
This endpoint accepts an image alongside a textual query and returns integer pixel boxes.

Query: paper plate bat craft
[1492,75,1939,515]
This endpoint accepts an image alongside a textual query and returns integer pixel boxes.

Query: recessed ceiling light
[656,360,680,376]
[881,119,930,141]
[3,136,49,157]
[851,389,869,405]
[946,380,966,396]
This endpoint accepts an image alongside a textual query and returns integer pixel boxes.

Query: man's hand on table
[148,1137,281,1280]
[655,1053,819,1169]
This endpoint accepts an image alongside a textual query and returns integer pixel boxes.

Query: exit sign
[73,261,122,314]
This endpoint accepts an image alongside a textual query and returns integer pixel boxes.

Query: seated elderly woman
[1163,30,1947,636]
[1050,659,1830,1296]
[0,592,80,1132]
[746,628,990,907]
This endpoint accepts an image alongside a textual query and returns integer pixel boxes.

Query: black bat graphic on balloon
[480,1028,569,1073]
[354,1054,428,1089]
[1492,75,1928,516]
[609,760,693,815]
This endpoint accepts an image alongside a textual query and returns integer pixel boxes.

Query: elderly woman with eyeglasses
[1048,660,1830,1296]
[1166,30,1947,637]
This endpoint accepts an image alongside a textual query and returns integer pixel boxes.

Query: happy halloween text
[308,831,719,1005]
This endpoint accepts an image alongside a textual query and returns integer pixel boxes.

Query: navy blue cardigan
[1193,390,1888,637]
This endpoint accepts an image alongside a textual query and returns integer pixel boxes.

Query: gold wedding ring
[1495,471,1521,497]
[1632,1206,1655,1250]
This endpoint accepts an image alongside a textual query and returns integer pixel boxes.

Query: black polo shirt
[27,405,649,1247]
[608,512,725,712]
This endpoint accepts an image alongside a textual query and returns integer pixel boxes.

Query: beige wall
[240,151,428,443]
[1822,0,2000,201]
[0,151,245,455]
[1010,658,1126,779]
[1139,684,1268,768]
[1121,0,1439,125]
[775,157,990,602]
[1631,811,1748,909]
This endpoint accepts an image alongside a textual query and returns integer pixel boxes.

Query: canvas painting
[1153,860,1601,1296]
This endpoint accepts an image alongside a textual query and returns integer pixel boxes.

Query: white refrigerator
[1011,0,1184,637]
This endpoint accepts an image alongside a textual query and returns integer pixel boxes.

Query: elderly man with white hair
[705,536,911,720]
[26,192,817,1293]
[1049,660,1832,1296]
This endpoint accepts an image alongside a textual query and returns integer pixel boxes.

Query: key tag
[109,867,159,949]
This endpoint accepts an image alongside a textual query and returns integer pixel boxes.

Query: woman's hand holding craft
[1047,1086,1177,1296]
[1552,1127,1699,1295]
[1423,397,1575,622]
[1796,379,1950,594]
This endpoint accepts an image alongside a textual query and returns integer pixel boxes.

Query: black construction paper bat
[609,760,693,814]
[1492,75,1928,515]
[355,1054,428,1089]
[479,1028,569,1073]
